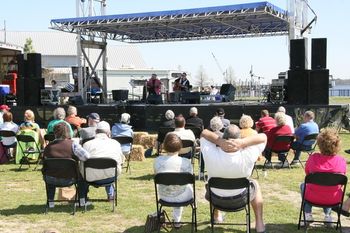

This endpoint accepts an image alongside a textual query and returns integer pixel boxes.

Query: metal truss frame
[50,2,289,43]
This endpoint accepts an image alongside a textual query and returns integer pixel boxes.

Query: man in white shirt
[172,116,196,158]
[81,121,124,202]
[277,106,294,133]
[200,125,267,233]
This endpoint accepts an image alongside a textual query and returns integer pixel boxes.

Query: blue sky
[1,0,349,85]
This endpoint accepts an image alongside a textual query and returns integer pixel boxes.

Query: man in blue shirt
[291,111,319,165]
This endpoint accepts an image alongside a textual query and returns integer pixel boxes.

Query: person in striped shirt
[255,110,276,134]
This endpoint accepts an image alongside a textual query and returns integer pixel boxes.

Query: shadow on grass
[265,223,343,233]
[0,203,90,216]
[125,222,247,233]
[129,174,154,181]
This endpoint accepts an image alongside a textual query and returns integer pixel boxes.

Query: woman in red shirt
[301,128,346,226]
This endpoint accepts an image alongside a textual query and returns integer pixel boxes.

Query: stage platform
[10,101,349,132]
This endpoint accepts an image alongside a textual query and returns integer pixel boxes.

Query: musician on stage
[174,72,191,92]
[146,74,161,96]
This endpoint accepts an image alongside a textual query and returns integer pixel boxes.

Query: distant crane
[211,52,226,80]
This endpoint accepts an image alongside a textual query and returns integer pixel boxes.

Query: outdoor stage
[10,101,349,132]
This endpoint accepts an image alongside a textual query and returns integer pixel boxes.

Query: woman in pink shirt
[301,128,346,226]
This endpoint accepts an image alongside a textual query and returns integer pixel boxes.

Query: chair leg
[210,206,214,233]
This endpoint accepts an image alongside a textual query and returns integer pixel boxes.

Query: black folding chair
[0,130,17,160]
[83,158,118,212]
[154,172,197,232]
[180,139,195,160]
[44,133,55,143]
[294,133,318,168]
[208,177,251,233]
[263,135,294,170]
[185,126,202,139]
[156,127,175,155]
[42,158,79,215]
[16,134,43,170]
[112,136,133,174]
[298,172,347,231]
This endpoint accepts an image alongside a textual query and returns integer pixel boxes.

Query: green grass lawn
[330,97,350,105]
[1,133,350,233]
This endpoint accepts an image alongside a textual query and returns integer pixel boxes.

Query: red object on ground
[2,72,17,95]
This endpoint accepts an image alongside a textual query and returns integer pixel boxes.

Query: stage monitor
[112,89,129,101]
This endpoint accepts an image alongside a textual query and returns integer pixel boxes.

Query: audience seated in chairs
[80,121,123,205]
[43,122,90,208]
[200,126,267,233]
[65,105,87,128]
[255,109,276,134]
[291,111,319,166]
[186,107,204,130]
[80,112,100,144]
[162,110,175,128]
[172,116,196,159]
[263,112,293,168]
[299,128,346,227]
[0,104,11,124]
[154,133,194,229]
[0,112,19,157]
[47,107,74,138]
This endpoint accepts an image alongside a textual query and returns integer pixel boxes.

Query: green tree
[23,37,35,53]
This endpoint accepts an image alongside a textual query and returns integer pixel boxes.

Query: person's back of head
[216,108,225,118]
[239,114,254,129]
[304,110,315,122]
[163,133,183,153]
[165,110,175,120]
[261,109,269,117]
[274,112,287,126]
[53,122,71,140]
[53,107,66,120]
[67,105,77,116]
[120,113,131,124]
[210,116,223,132]
[24,109,35,122]
[189,107,198,117]
[175,116,186,128]
[3,112,13,123]
[317,128,340,156]
[277,106,286,114]
[96,121,111,136]
[222,124,241,139]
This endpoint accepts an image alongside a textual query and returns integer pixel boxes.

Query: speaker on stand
[220,84,236,102]
[290,38,308,70]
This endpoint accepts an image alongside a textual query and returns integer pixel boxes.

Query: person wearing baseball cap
[0,105,11,124]
[215,108,230,128]
[79,113,101,143]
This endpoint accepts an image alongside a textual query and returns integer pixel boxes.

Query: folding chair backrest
[208,177,250,190]
[270,135,294,152]
[185,126,202,139]
[44,133,55,143]
[154,172,195,186]
[17,134,36,143]
[81,137,94,145]
[112,136,133,145]
[42,158,78,180]
[157,127,175,143]
[0,130,17,138]
[301,133,318,148]
[84,158,117,170]
[305,172,348,186]
[181,139,194,148]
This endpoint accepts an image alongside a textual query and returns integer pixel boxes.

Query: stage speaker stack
[16,53,44,106]
[287,38,329,105]
[220,84,236,102]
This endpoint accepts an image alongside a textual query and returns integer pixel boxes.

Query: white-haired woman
[111,113,133,155]
[47,107,73,137]
[239,114,257,138]
[162,110,175,128]
[263,112,293,166]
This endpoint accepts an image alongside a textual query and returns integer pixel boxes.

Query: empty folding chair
[16,133,43,170]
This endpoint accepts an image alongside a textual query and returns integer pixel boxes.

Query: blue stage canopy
[51,1,288,43]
